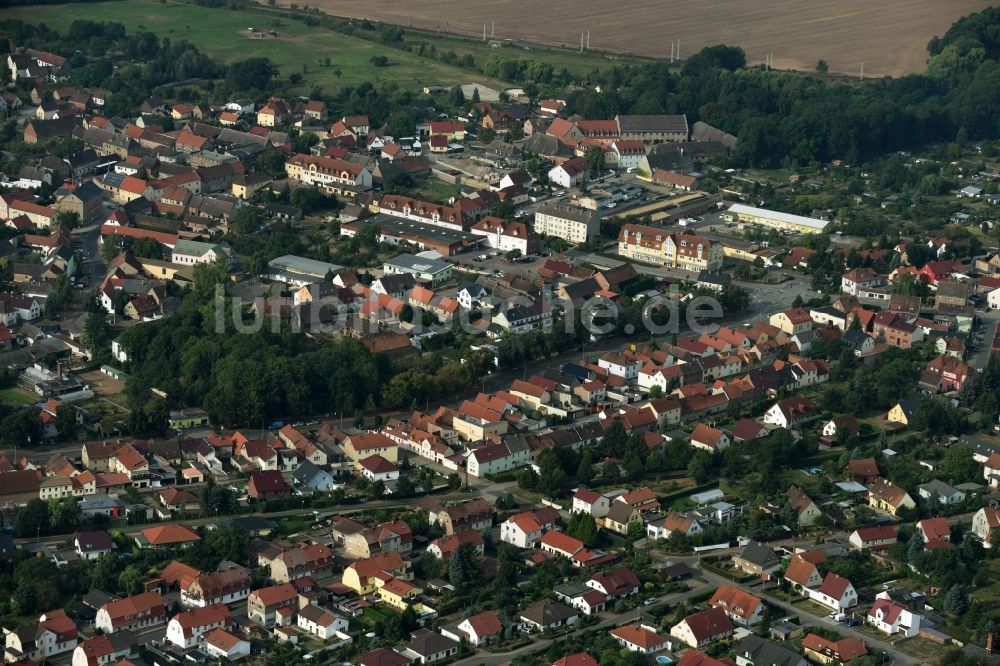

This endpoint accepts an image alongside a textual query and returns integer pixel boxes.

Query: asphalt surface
[969,310,999,371]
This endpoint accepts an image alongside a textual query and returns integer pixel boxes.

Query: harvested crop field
[294,0,991,76]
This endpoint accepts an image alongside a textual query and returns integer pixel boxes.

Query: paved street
[969,309,999,371]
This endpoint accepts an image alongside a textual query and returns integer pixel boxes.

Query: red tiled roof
[141,524,201,546]
[819,572,852,599]
[250,583,297,606]
[610,623,668,649]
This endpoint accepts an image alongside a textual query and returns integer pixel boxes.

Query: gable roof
[610,623,669,649]
[462,610,502,638]
[783,554,821,587]
[679,606,733,641]
[710,584,763,620]
[818,572,852,599]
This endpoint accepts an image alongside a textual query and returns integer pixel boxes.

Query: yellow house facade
[375,578,422,610]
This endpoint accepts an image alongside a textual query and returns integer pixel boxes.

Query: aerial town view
[1,0,1000,664]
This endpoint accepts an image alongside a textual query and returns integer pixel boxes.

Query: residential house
[292,461,338,493]
[342,552,410,595]
[801,634,868,666]
[71,631,135,666]
[376,577,423,611]
[519,600,579,633]
[733,635,807,666]
[269,543,334,583]
[571,488,610,518]
[247,583,298,627]
[401,629,459,664]
[916,517,953,550]
[74,530,113,560]
[842,330,875,357]
[203,628,251,661]
[972,506,1000,548]
[586,567,640,600]
[359,648,413,666]
[917,354,971,393]
[435,498,494,535]
[297,604,348,640]
[845,458,880,484]
[165,603,231,649]
[849,526,897,551]
[3,609,78,663]
[441,610,502,646]
[610,624,671,654]
[822,414,860,441]
[95,592,166,633]
[427,530,485,560]
[916,479,966,506]
[710,585,765,625]
[647,511,703,540]
[732,542,780,577]
[786,486,822,526]
[359,454,400,484]
[181,568,251,608]
[108,443,149,488]
[762,396,813,428]
[670,607,734,648]
[769,308,814,335]
[136,524,201,548]
[602,501,643,535]
[867,597,921,637]
[806,573,857,612]
[887,398,925,426]
[783,551,825,591]
[500,507,562,548]
[690,423,730,452]
[867,478,915,516]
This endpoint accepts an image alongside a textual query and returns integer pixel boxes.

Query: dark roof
[737,541,778,567]
[841,330,871,348]
[405,629,458,657]
[617,114,688,133]
[520,600,577,625]
[733,635,803,666]
[249,470,289,493]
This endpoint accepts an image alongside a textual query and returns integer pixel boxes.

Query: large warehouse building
[724,204,830,234]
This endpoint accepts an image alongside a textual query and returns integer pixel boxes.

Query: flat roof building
[383,252,453,287]
[724,204,830,234]
[341,214,483,256]
[534,202,601,244]
[267,255,343,286]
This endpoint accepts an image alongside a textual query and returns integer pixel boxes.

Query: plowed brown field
[287,0,991,76]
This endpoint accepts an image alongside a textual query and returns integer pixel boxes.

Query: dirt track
[291,0,991,76]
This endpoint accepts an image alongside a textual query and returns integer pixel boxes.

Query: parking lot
[449,249,550,282]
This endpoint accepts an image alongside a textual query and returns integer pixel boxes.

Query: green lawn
[0,387,39,408]
[409,179,464,203]
[277,515,311,533]
[4,0,510,93]
[395,30,655,81]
